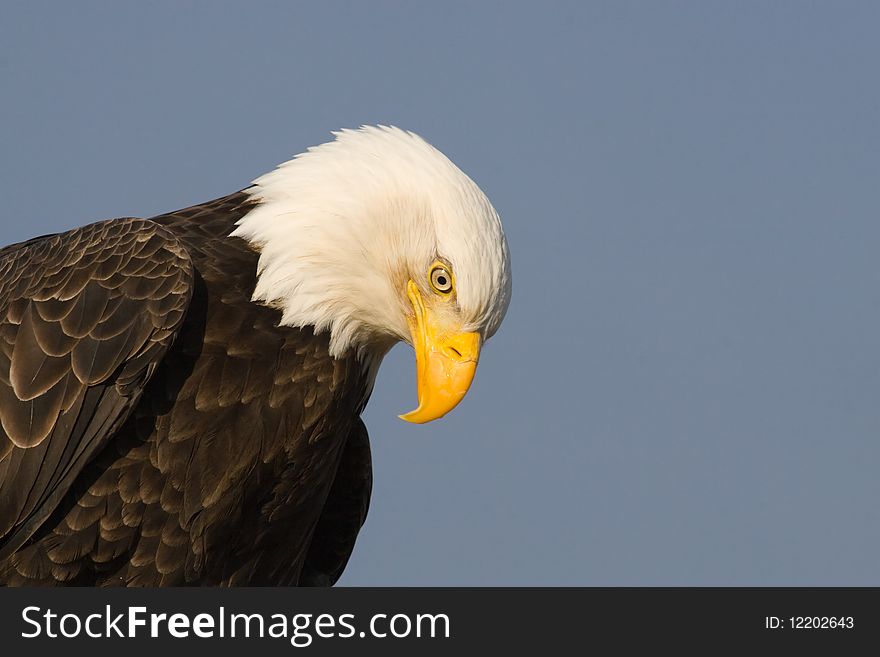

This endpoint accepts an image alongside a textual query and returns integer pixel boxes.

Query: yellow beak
[399,280,481,424]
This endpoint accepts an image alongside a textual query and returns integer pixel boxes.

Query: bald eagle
[0,126,511,586]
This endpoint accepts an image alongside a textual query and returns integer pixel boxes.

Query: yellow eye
[430,265,454,294]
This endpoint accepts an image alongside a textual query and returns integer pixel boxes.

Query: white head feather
[231,125,511,360]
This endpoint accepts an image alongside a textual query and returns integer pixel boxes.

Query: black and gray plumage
[0,126,511,586]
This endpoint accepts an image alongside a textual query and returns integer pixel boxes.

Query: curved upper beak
[399,280,481,424]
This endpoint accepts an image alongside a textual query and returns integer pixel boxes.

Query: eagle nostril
[446,346,463,360]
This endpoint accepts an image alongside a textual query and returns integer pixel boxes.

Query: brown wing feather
[0,194,371,586]
[0,218,193,559]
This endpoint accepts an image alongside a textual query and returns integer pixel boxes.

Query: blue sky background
[1,2,879,585]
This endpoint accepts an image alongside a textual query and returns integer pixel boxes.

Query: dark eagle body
[0,193,373,586]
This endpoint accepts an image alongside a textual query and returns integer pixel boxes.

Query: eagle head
[231,125,511,423]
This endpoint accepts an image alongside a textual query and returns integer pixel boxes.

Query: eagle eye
[429,265,454,294]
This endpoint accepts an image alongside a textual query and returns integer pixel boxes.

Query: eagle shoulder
[0,217,194,560]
